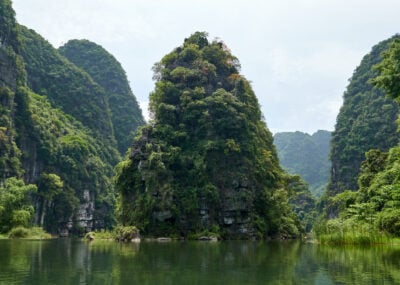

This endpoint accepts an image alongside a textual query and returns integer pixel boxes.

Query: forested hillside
[316,39,400,240]
[18,26,117,146]
[327,36,400,196]
[115,32,303,239]
[59,40,144,154]
[274,130,331,198]
[0,0,143,235]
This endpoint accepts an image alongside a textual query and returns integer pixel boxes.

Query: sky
[11,0,400,134]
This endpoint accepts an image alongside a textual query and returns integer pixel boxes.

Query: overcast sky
[12,0,400,134]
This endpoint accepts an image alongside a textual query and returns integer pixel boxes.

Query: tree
[37,173,63,227]
[372,38,400,102]
[0,177,37,232]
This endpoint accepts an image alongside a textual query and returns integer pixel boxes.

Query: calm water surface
[0,239,400,284]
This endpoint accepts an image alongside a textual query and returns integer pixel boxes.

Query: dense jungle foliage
[59,40,145,154]
[17,88,117,232]
[0,0,18,51]
[17,26,117,146]
[0,0,143,235]
[274,130,331,198]
[316,38,400,242]
[327,36,400,197]
[285,174,317,233]
[115,32,304,239]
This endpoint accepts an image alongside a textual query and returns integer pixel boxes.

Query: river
[0,239,399,284]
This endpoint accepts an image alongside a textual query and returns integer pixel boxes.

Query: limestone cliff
[116,32,301,239]
[0,0,143,235]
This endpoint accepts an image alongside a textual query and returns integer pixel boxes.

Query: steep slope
[116,32,301,239]
[0,0,24,180]
[0,0,19,51]
[316,39,400,238]
[15,88,116,233]
[274,130,331,198]
[327,36,400,196]
[0,0,137,234]
[17,25,117,147]
[59,40,145,154]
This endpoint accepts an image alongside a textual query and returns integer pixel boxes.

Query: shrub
[27,227,52,239]
[115,226,140,241]
[376,208,400,235]
[8,226,29,238]
[8,226,52,239]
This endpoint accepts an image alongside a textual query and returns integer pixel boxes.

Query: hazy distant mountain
[274,130,331,198]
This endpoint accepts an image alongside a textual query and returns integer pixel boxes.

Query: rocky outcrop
[76,190,95,231]
[116,32,300,240]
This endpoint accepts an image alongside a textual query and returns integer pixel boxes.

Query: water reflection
[0,239,400,284]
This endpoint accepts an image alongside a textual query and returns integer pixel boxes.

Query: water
[0,239,399,285]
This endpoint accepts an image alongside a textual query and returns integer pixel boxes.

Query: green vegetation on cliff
[16,88,116,232]
[0,0,18,50]
[0,0,144,235]
[59,39,145,154]
[285,174,317,233]
[18,26,117,146]
[0,177,36,233]
[116,32,302,239]
[0,0,26,180]
[274,130,331,198]
[316,38,400,243]
[327,36,400,196]
[0,87,22,179]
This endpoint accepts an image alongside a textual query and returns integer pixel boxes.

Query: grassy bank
[313,218,398,246]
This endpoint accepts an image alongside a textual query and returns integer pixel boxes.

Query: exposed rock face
[125,126,260,238]
[76,190,95,231]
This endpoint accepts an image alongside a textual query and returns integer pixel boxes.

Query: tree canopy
[372,38,400,102]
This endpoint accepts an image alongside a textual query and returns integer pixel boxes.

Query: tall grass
[315,218,392,245]
[317,231,390,245]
